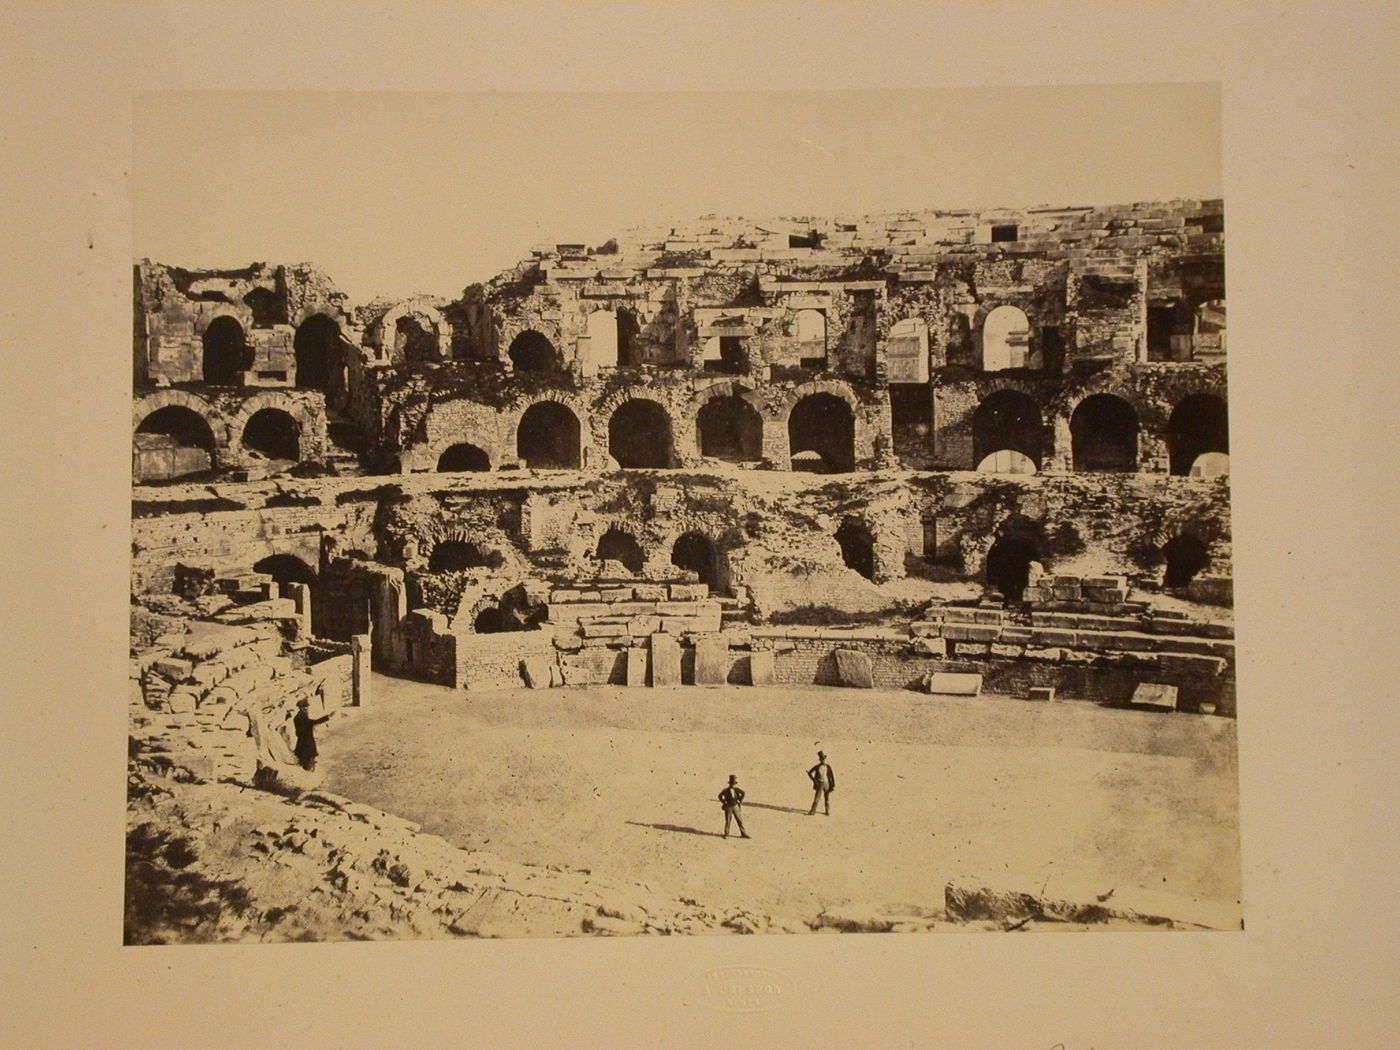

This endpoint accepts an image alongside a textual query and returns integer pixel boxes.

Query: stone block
[581,622,629,638]
[990,643,1024,657]
[166,688,197,714]
[1132,682,1179,710]
[599,587,634,603]
[1050,578,1082,600]
[660,617,695,634]
[748,650,776,686]
[692,600,723,633]
[625,647,648,687]
[912,636,947,657]
[669,583,710,600]
[1084,587,1128,604]
[926,672,982,697]
[833,648,874,688]
[910,621,942,638]
[1031,628,1077,647]
[1026,686,1056,702]
[650,633,681,687]
[942,623,1002,643]
[632,584,667,601]
[998,626,1033,645]
[521,657,553,689]
[693,634,730,686]
[628,616,661,637]
[549,665,564,687]
[152,657,193,682]
[1159,653,1228,677]
[955,642,991,656]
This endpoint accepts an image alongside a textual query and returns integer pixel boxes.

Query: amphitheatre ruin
[126,199,1241,940]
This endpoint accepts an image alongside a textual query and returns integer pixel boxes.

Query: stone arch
[1162,534,1211,588]
[253,553,317,591]
[787,391,855,473]
[1070,393,1138,472]
[133,390,227,444]
[428,538,493,573]
[671,531,724,592]
[240,408,301,463]
[981,304,1032,372]
[201,315,252,385]
[133,403,219,481]
[973,388,1044,472]
[595,526,645,574]
[508,329,561,373]
[517,399,583,469]
[835,517,876,580]
[697,392,764,462]
[437,442,491,472]
[608,398,675,468]
[1168,392,1229,476]
[381,302,448,363]
[227,391,318,464]
[294,312,348,403]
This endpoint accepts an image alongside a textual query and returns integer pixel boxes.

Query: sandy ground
[321,676,1241,927]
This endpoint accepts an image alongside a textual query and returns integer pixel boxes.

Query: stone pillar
[351,633,371,708]
[286,582,312,637]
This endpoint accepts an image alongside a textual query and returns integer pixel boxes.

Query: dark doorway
[836,518,876,580]
[1168,394,1229,476]
[201,316,252,385]
[437,443,491,472]
[253,553,317,592]
[596,527,645,574]
[1147,304,1182,362]
[788,393,855,473]
[242,287,281,327]
[133,406,217,481]
[294,314,346,399]
[429,540,490,573]
[972,389,1043,470]
[1162,535,1210,588]
[671,532,721,591]
[241,408,300,462]
[609,399,674,468]
[697,395,763,461]
[508,330,559,372]
[1070,394,1138,472]
[985,534,1040,600]
[396,315,438,363]
[517,401,582,469]
[617,309,642,366]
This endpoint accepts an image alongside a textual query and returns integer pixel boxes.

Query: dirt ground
[321,675,1241,928]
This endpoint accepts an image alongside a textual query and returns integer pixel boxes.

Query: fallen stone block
[693,634,730,686]
[649,633,681,687]
[912,636,947,657]
[1026,686,1055,702]
[1131,682,1179,710]
[926,672,982,697]
[152,657,194,682]
[833,648,874,688]
[748,650,775,686]
[521,657,553,690]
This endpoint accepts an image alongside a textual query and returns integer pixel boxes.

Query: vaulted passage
[429,540,491,573]
[617,309,642,366]
[133,406,216,481]
[241,408,300,462]
[1168,394,1229,476]
[697,395,763,461]
[202,316,252,385]
[985,533,1041,601]
[595,527,645,574]
[396,315,438,363]
[253,553,317,592]
[294,315,346,400]
[608,399,675,468]
[437,443,490,472]
[1162,535,1210,588]
[508,330,560,373]
[788,393,855,473]
[671,531,721,592]
[836,518,876,580]
[973,389,1043,472]
[517,402,582,469]
[1070,394,1138,472]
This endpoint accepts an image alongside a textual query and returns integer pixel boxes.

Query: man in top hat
[807,750,835,816]
[718,774,749,839]
[292,697,333,772]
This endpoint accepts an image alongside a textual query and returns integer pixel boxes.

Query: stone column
[286,582,312,637]
[351,633,371,708]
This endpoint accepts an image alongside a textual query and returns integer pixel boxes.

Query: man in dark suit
[807,750,835,815]
[292,697,333,772]
[718,774,750,839]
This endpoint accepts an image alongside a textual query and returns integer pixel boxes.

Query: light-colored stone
[649,633,681,687]
[748,650,775,686]
[693,634,729,686]
[833,648,874,688]
[926,672,982,697]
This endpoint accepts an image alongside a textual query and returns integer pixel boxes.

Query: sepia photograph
[124,84,1244,942]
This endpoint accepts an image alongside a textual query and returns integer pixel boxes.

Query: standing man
[292,697,333,772]
[718,774,750,839]
[807,750,835,815]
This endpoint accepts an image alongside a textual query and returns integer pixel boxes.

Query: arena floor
[321,674,1242,927]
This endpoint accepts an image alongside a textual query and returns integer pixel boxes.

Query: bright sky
[133,85,1221,302]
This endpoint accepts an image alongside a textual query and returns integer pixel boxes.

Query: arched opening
[294,314,346,398]
[985,533,1041,601]
[473,607,504,634]
[697,394,763,461]
[982,305,1032,371]
[1162,535,1210,588]
[240,408,300,463]
[1190,451,1230,478]
[788,393,855,473]
[133,405,217,481]
[242,287,280,327]
[437,443,491,472]
[671,531,721,592]
[253,553,317,592]
[395,314,439,363]
[795,309,827,367]
[595,527,645,574]
[1168,393,1229,476]
[508,330,560,373]
[1070,394,1138,472]
[617,308,642,366]
[429,540,491,573]
[517,401,582,469]
[972,389,1043,471]
[471,583,547,634]
[585,310,618,368]
[201,316,252,385]
[835,518,876,580]
[608,399,674,468]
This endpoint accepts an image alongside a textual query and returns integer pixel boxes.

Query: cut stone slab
[1132,682,1179,710]
[927,672,982,697]
[748,650,775,686]
[693,634,730,686]
[1026,686,1055,702]
[649,633,681,687]
[625,647,648,688]
[520,657,553,690]
[833,648,874,688]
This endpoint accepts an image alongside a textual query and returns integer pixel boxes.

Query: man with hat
[807,750,835,816]
[292,697,333,772]
[718,774,750,839]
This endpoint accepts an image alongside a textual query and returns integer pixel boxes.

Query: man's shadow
[626,821,724,838]
[744,802,809,815]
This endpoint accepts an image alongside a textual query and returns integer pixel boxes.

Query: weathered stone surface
[1131,682,1178,710]
[521,657,553,689]
[926,672,982,697]
[693,634,729,686]
[649,633,681,687]
[747,650,775,686]
[1026,686,1055,702]
[912,636,947,657]
[833,648,874,688]
[625,647,648,687]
